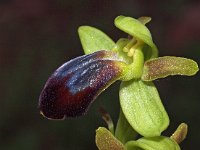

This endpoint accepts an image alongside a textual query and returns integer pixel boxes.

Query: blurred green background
[0,0,200,149]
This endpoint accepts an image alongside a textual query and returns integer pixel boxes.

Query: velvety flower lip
[39,50,126,120]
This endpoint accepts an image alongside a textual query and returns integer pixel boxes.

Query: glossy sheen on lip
[39,50,125,119]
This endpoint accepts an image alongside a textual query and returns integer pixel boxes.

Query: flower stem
[115,110,138,144]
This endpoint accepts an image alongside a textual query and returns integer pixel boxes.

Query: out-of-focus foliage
[0,0,199,150]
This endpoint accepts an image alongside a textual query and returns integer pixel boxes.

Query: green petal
[78,26,115,54]
[126,136,180,150]
[115,110,138,144]
[114,16,158,58]
[142,56,199,81]
[96,127,125,150]
[119,80,169,137]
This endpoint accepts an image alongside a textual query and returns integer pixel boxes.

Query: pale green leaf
[96,127,125,150]
[78,26,115,54]
[120,80,169,137]
[126,136,180,150]
[114,16,158,58]
[142,56,199,81]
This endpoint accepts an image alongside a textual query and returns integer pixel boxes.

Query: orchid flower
[39,16,198,150]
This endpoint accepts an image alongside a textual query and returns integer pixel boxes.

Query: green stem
[115,110,138,144]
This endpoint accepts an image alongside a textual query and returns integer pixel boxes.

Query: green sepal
[78,26,115,54]
[96,127,125,150]
[115,110,138,144]
[119,80,169,137]
[114,16,158,58]
[142,56,199,81]
[126,136,180,150]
